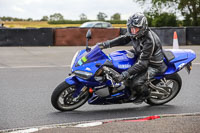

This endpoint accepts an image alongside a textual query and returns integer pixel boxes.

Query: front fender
[65,76,85,97]
[65,75,81,85]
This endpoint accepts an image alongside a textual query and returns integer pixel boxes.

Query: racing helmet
[127,13,148,39]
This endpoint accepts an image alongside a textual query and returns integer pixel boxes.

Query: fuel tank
[108,50,137,71]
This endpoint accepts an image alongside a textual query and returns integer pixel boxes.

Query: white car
[80,21,112,28]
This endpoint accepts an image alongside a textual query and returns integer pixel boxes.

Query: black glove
[112,71,130,83]
[97,41,110,49]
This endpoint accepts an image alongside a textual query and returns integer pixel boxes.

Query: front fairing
[72,45,108,71]
[71,45,109,82]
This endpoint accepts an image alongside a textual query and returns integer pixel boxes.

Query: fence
[0,27,199,46]
[54,28,120,46]
[186,27,200,45]
[0,28,53,46]
[120,27,188,46]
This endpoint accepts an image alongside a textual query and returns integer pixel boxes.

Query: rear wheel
[51,81,89,111]
[146,73,182,105]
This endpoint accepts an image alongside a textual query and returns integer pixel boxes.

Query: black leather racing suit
[105,29,167,97]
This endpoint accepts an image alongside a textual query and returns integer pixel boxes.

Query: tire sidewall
[51,81,89,111]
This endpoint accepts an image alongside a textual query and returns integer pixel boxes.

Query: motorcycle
[51,29,196,111]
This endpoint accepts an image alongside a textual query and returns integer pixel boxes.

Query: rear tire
[51,81,89,111]
[146,73,182,105]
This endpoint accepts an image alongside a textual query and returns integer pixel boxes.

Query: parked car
[80,21,112,28]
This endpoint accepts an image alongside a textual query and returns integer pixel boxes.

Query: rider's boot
[132,85,150,104]
[128,89,137,101]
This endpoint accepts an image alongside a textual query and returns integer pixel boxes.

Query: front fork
[65,76,90,99]
[65,76,85,96]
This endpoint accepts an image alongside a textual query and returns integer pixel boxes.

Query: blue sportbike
[51,30,196,111]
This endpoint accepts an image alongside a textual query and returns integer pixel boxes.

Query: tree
[41,16,49,21]
[153,13,177,27]
[178,0,200,26]
[27,18,33,21]
[79,13,87,21]
[50,13,64,21]
[134,0,200,26]
[97,12,108,21]
[111,13,121,20]
[144,11,178,27]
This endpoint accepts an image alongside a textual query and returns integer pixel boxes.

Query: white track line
[74,122,103,127]
[0,65,69,69]
[10,128,39,133]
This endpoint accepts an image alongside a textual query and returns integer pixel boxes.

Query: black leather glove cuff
[97,41,110,49]
[103,41,111,48]
[121,71,130,79]
[97,42,104,49]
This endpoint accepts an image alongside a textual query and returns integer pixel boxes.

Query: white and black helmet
[127,13,148,38]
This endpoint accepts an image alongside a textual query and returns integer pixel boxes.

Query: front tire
[51,81,89,111]
[146,73,182,105]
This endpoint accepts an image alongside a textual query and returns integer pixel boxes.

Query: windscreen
[75,46,108,67]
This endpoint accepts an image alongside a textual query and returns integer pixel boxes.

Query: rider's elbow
[138,60,149,69]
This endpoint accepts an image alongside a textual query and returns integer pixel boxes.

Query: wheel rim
[57,86,88,110]
[149,78,179,104]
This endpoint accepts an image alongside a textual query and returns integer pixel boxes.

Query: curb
[2,112,200,133]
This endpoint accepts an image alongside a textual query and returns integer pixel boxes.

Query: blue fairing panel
[72,59,107,76]
[109,50,137,72]
[166,49,195,63]
[73,46,108,69]
[167,49,188,63]
[65,76,85,97]
[164,49,196,75]
[65,76,79,85]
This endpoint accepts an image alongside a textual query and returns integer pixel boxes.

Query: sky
[0,0,149,20]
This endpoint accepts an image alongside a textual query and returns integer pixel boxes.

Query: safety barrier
[54,28,120,46]
[186,27,200,45]
[0,27,199,46]
[151,27,186,46]
[120,27,187,46]
[0,28,53,46]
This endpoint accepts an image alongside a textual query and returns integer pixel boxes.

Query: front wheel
[51,81,89,111]
[146,73,182,105]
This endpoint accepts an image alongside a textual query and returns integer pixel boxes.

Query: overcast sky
[0,0,149,20]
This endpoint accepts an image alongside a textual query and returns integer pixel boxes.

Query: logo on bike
[118,64,131,69]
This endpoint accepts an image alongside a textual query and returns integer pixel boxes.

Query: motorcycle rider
[98,12,167,103]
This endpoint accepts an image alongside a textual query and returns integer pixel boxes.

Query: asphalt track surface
[0,46,200,130]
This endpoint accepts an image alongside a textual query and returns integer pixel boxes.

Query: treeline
[47,12,126,24]
[48,20,127,24]
[0,16,33,21]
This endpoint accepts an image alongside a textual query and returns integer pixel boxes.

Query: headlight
[71,51,80,70]
[74,70,93,80]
